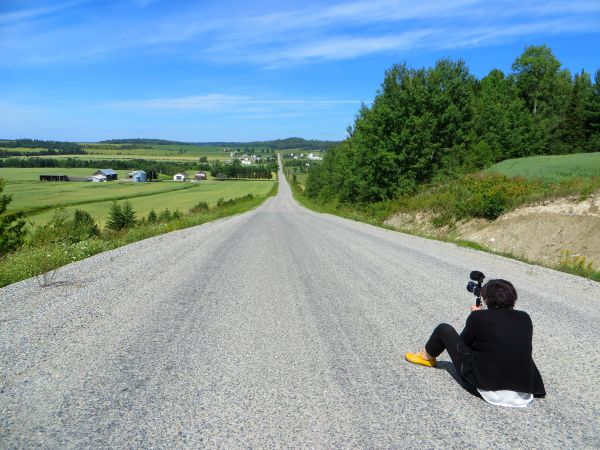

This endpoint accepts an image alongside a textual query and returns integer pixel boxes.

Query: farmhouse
[40,174,69,182]
[195,171,207,180]
[131,170,146,182]
[173,172,186,181]
[93,169,118,181]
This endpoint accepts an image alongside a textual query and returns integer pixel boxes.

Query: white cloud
[109,94,361,111]
[0,1,86,25]
[1,0,599,66]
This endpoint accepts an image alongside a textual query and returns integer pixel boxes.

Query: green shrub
[158,208,172,222]
[190,201,209,213]
[147,209,158,223]
[72,209,100,241]
[106,202,124,231]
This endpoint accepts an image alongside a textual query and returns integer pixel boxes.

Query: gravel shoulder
[1,163,599,448]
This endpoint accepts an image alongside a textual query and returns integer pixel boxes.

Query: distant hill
[99,137,338,151]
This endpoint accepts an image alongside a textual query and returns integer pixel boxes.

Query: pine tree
[585,70,600,151]
[559,71,592,153]
[121,201,136,228]
[106,201,124,231]
[147,209,158,223]
[0,179,27,255]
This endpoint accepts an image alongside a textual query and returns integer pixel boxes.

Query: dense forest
[305,45,600,203]
[0,139,85,155]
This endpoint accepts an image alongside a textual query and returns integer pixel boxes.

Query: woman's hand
[470,304,484,312]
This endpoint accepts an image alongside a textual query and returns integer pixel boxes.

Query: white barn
[173,172,186,181]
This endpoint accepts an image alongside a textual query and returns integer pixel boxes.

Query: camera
[467,271,485,307]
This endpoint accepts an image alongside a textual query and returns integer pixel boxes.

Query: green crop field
[487,152,600,182]
[1,167,275,224]
[26,180,276,226]
[0,167,130,181]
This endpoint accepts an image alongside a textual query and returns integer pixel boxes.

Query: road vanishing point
[1,162,599,448]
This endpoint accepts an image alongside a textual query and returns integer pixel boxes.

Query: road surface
[1,162,599,448]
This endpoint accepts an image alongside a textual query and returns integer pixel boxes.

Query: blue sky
[1,0,600,142]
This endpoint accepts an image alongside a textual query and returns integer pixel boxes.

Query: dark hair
[482,279,517,310]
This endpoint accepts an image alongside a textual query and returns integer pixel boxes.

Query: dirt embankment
[385,193,600,269]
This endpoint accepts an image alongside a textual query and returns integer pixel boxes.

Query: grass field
[1,167,275,226]
[487,152,600,182]
[0,167,130,181]
[27,180,275,226]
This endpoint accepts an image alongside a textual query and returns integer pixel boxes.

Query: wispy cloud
[108,94,361,111]
[1,0,599,67]
[0,1,86,25]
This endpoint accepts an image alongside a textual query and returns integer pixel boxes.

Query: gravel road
[1,161,599,449]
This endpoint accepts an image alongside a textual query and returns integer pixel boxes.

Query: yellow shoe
[405,351,437,367]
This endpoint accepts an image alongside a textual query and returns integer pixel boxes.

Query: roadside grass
[294,173,309,189]
[487,152,600,182]
[0,183,278,287]
[391,173,600,225]
[284,169,600,283]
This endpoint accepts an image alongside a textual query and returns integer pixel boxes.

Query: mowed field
[487,152,600,181]
[0,168,130,181]
[1,168,276,226]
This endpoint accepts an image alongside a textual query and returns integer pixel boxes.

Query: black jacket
[459,309,546,396]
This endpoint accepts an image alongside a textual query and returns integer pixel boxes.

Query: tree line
[0,139,84,153]
[306,45,600,203]
[210,159,278,180]
[100,137,338,151]
[0,157,207,177]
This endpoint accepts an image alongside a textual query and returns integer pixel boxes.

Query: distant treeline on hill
[100,137,338,151]
[99,138,188,146]
[0,157,204,176]
[306,45,600,203]
[0,139,85,154]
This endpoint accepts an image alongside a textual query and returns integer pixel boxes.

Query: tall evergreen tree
[585,70,600,151]
[121,201,136,228]
[106,202,124,231]
[0,179,27,255]
[559,70,592,153]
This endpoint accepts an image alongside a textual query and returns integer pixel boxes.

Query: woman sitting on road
[405,279,546,407]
